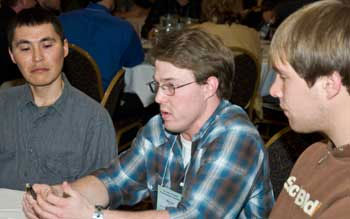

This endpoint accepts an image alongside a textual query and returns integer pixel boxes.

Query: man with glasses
[24,28,274,219]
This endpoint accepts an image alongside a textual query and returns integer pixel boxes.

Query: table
[0,189,25,219]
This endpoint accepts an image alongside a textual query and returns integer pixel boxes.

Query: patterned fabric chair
[229,47,260,119]
[63,43,104,102]
[265,126,325,198]
[101,69,143,153]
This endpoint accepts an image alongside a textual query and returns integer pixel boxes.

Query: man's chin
[289,120,312,134]
[164,122,182,134]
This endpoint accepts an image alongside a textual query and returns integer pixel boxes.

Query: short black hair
[7,7,65,50]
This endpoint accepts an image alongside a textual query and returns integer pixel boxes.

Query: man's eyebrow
[14,37,56,47]
[153,77,177,82]
[14,40,30,47]
[40,37,56,43]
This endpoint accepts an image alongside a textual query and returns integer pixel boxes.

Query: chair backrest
[229,47,260,118]
[101,69,143,153]
[101,69,125,117]
[265,126,325,198]
[63,43,104,102]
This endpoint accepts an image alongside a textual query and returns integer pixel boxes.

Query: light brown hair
[270,0,350,92]
[151,28,235,99]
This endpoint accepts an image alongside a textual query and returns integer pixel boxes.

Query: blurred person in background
[263,0,319,28]
[114,0,154,38]
[114,0,153,19]
[36,0,61,14]
[59,0,144,90]
[141,0,202,39]
[195,0,261,63]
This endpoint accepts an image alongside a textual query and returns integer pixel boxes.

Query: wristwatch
[92,205,104,219]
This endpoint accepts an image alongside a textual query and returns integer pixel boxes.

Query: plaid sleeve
[167,126,274,218]
[93,119,162,208]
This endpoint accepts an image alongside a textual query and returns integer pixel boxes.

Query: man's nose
[33,46,44,62]
[155,88,168,104]
[269,76,284,99]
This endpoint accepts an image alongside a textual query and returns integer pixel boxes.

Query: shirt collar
[327,140,350,158]
[18,73,71,116]
[191,100,230,142]
[18,83,34,110]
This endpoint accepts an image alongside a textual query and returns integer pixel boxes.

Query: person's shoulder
[291,140,327,170]
[208,101,263,144]
[298,141,327,159]
[320,196,350,218]
[142,114,163,133]
[215,102,255,130]
[108,15,135,31]
[67,85,107,113]
[0,85,25,102]
[137,114,169,144]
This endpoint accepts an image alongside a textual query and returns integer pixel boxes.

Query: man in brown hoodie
[268,0,350,218]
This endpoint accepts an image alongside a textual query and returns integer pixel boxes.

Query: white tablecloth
[124,64,155,107]
[0,189,25,219]
[259,41,275,97]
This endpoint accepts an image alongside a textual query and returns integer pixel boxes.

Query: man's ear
[324,71,342,99]
[63,39,69,58]
[8,48,16,64]
[204,76,219,99]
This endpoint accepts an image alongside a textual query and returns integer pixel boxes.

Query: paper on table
[0,189,25,219]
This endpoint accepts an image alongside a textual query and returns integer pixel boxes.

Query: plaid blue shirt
[95,100,274,218]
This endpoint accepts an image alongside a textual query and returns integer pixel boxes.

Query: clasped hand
[22,181,95,219]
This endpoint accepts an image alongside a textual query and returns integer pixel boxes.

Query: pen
[25,183,37,200]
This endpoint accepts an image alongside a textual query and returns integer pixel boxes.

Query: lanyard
[161,136,177,186]
[161,136,191,188]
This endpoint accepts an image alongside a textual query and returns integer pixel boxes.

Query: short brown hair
[151,28,235,100]
[270,0,350,93]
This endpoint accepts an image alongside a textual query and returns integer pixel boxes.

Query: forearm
[70,175,110,207]
[103,209,170,219]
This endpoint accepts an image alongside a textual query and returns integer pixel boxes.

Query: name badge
[156,185,182,210]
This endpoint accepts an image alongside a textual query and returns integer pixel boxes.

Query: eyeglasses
[148,81,196,96]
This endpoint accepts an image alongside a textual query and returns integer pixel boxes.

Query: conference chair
[265,126,325,198]
[63,43,104,102]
